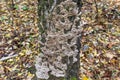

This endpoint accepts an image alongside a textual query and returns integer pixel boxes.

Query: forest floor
[0,0,39,80]
[0,0,120,80]
[80,0,120,80]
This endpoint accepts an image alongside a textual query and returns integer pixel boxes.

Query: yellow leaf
[0,61,2,64]
[8,40,12,44]
[28,72,34,77]
[18,73,23,76]
[27,72,34,79]
[19,52,25,56]
[14,37,19,40]
[4,66,12,72]
[93,49,97,56]
[7,28,12,31]
[82,75,89,80]
[8,59,13,62]
[5,33,11,38]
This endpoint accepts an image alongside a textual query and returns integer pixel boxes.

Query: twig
[93,0,99,20]
[0,54,18,61]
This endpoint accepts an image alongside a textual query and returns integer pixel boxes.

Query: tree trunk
[36,0,82,80]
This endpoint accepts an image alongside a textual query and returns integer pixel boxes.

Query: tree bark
[36,0,82,80]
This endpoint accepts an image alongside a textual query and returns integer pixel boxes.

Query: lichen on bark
[36,0,82,80]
